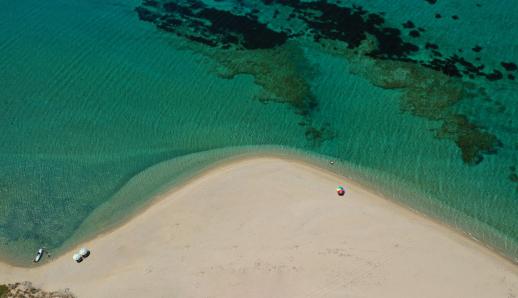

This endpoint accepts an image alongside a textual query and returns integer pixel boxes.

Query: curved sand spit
[0,157,517,297]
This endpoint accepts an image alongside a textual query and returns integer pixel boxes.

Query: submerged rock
[135,0,508,163]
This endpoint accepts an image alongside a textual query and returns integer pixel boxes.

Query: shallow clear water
[1,0,517,265]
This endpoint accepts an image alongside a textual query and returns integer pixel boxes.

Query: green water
[1,0,517,265]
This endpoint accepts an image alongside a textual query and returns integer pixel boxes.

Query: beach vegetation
[0,282,75,297]
[0,284,8,298]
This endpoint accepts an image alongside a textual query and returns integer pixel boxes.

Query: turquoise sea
[1,0,517,265]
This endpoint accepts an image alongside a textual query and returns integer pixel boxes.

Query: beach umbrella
[79,248,90,258]
[337,186,345,196]
[73,253,83,263]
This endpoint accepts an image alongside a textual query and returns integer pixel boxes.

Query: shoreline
[51,154,518,267]
[1,157,517,297]
[2,153,517,268]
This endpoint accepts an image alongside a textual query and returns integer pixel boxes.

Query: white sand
[1,157,517,297]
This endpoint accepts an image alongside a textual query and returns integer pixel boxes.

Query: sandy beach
[0,157,517,297]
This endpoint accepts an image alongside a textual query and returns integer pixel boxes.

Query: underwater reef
[135,0,515,165]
